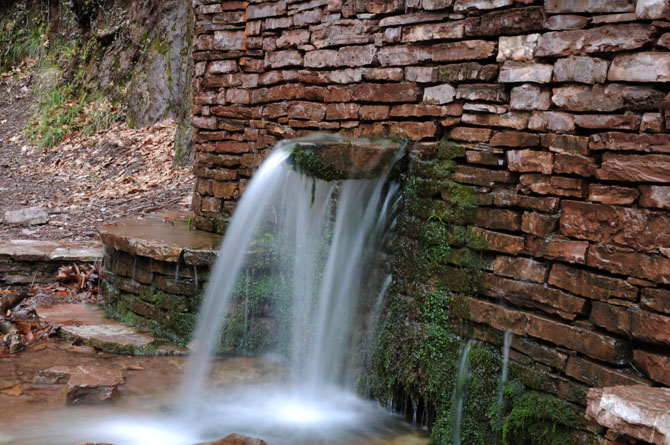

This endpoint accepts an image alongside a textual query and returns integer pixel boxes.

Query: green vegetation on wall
[367,138,589,444]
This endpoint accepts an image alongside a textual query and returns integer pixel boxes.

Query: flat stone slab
[37,303,155,350]
[586,386,670,445]
[3,207,48,226]
[99,216,221,264]
[0,240,102,262]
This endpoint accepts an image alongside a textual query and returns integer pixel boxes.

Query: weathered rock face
[587,386,670,445]
[191,2,670,442]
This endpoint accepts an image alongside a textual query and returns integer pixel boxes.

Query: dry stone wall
[192,0,670,402]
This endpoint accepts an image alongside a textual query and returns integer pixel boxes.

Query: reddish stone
[435,62,499,82]
[553,56,609,84]
[287,101,326,121]
[456,84,508,102]
[536,24,656,57]
[623,85,665,110]
[598,153,670,183]
[640,185,670,209]
[324,83,420,103]
[587,386,670,445]
[402,21,465,42]
[634,350,670,385]
[498,61,553,83]
[247,1,286,19]
[476,208,521,231]
[461,112,529,130]
[542,134,589,155]
[589,184,640,205]
[545,15,590,30]
[490,131,539,147]
[552,84,625,112]
[545,0,634,13]
[575,114,641,131]
[466,7,545,37]
[519,174,586,198]
[588,244,670,285]
[362,68,404,81]
[561,200,670,252]
[423,84,456,104]
[377,45,432,66]
[450,126,492,142]
[511,337,568,371]
[359,105,390,120]
[472,228,524,254]
[379,12,450,27]
[310,21,377,48]
[549,263,638,301]
[453,165,515,186]
[391,122,438,140]
[526,236,589,264]
[609,52,670,82]
[632,310,670,345]
[493,189,560,212]
[431,40,498,62]
[526,314,631,364]
[482,273,588,320]
[507,150,553,174]
[592,133,670,154]
[466,150,503,166]
[553,153,597,177]
[528,111,575,133]
[509,84,551,111]
[466,298,531,336]
[641,112,664,133]
[521,211,558,237]
[497,33,540,62]
[566,356,648,388]
[590,301,633,337]
[390,103,462,118]
[492,255,548,283]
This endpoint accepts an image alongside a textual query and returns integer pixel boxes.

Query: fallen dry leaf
[0,384,23,397]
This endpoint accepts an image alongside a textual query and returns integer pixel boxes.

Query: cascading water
[170,134,407,443]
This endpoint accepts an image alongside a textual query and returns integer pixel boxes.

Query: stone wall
[191,0,670,423]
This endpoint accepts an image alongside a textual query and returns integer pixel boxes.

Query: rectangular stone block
[591,133,670,153]
[520,174,586,198]
[634,349,670,385]
[402,21,465,42]
[508,150,553,174]
[536,24,656,57]
[472,228,525,254]
[510,84,551,111]
[521,211,558,237]
[553,56,609,84]
[493,189,560,213]
[526,236,589,264]
[528,111,575,133]
[499,61,553,83]
[590,301,634,337]
[431,40,498,62]
[588,244,670,284]
[493,255,549,283]
[552,84,625,112]
[476,208,521,231]
[575,114,641,131]
[553,153,597,177]
[597,153,670,183]
[589,184,640,205]
[640,185,670,209]
[545,0,634,13]
[456,84,508,102]
[565,356,648,388]
[549,263,638,301]
[609,52,670,82]
[466,7,545,36]
[462,112,529,130]
[632,310,670,345]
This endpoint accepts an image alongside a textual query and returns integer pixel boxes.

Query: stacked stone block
[192,0,670,401]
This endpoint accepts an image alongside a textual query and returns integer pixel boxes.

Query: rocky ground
[0,66,195,242]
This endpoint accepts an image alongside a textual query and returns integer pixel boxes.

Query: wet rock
[3,207,48,226]
[586,386,670,445]
[199,433,270,445]
[65,365,125,405]
[3,329,24,354]
[34,366,75,384]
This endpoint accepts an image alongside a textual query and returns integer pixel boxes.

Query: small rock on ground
[3,207,48,226]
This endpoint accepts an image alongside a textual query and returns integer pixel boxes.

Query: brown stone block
[493,189,560,212]
[609,52,670,82]
[498,61,553,84]
[211,181,237,199]
[553,56,609,84]
[623,85,665,111]
[591,132,670,154]
[521,211,559,237]
[378,45,432,66]
[461,112,529,130]
[552,84,625,112]
[490,131,539,148]
[507,150,553,174]
[511,336,568,371]
[566,356,649,388]
[575,114,641,131]
[641,112,664,133]
[210,106,253,119]
[465,7,545,36]
[431,40,498,62]
[631,310,670,345]
[493,255,548,283]
[548,263,638,301]
[528,111,575,133]
[590,301,633,337]
[633,350,670,385]
[526,236,589,264]
[402,21,465,43]
[466,150,503,166]
[476,208,521,231]
[519,174,587,198]
[456,84,508,102]
[325,103,360,120]
[472,228,524,254]
[598,153,670,184]
[466,298,530,335]
[450,126,492,142]
[560,200,670,252]
[639,185,670,209]
[287,101,326,121]
[324,82,421,103]
[545,15,590,31]
[588,244,670,285]
[391,103,462,118]
[435,62,499,82]
[588,184,640,205]
[391,122,438,140]
[545,0,634,13]
[362,68,404,82]
[247,1,286,19]
[541,134,589,155]
[536,24,656,57]
[453,165,516,186]
[482,273,587,320]
[509,84,551,111]
[553,153,597,177]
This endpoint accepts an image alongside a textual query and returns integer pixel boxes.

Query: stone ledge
[586,386,670,445]
[98,216,221,265]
